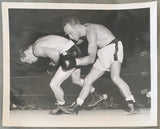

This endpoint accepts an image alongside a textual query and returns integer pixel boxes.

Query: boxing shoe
[127,100,140,115]
[67,102,81,115]
[49,103,73,115]
[88,91,108,107]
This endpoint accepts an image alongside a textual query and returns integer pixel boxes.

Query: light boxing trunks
[93,38,124,71]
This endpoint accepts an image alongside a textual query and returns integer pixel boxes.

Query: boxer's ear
[19,49,26,58]
[19,49,23,54]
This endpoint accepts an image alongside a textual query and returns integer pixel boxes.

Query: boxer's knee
[50,80,60,92]
[72,78,83,86]
[83,77,92,89]
[72,79,79,85]
[49,83,56,91]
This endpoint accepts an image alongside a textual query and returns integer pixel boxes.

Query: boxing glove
[64,44,82,58]
[59,55,76,70]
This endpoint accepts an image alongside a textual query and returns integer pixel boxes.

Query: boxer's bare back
[20,35,71,65]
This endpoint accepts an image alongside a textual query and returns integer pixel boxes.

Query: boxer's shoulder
[32,42,47,57]
[35,35,68,44]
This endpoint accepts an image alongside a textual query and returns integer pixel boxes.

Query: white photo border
[2,1,157,127]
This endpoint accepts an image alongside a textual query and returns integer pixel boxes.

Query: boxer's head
[63,16,82,41]
[19,45,38,64]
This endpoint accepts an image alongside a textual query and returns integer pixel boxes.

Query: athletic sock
[57,101,65,106]
[90,87,95,93]
[76,98,84,106]
[125,95,135,102]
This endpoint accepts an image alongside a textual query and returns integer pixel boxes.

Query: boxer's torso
[32,35,69,57]
[84,23,115,48]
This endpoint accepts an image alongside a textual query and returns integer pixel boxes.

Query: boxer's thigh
[97,42,123,71]
[93,58,107,71]
[110,61,122,78]
[96,46,114,71]
[71,68,81,81]
[85,66,105,85]
[50,66,75,85]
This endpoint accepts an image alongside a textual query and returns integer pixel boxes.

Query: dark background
[9,8,151,110]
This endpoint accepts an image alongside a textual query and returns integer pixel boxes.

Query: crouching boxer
[19,35,103,115]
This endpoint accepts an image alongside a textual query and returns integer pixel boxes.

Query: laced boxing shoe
[67,102,81,115]
[67,93,108,115]
[127,100,140,115]
[48,103,73,115]
[88,91,108,107]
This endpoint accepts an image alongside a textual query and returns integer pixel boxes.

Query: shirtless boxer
[19,35,104,114]
[62,16,139,115]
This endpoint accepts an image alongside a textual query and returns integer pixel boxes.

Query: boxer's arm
[76,28,97,66]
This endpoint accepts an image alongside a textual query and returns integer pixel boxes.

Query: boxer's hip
[96,39,124,69]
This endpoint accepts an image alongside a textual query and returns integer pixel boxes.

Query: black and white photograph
[2,2,157,127]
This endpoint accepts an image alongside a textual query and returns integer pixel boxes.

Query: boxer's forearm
[76,56,95,66]
[76,41,97,66]
[76,34,97,66]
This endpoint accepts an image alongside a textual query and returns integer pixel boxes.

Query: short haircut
[63,16,81,27]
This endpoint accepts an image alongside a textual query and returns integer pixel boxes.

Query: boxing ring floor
[6,108,153,127]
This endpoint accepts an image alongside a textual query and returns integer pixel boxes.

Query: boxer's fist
[59,55,76,70]
[63,44,82,58]
[47,62,55,75]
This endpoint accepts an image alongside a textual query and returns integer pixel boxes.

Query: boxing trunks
[93,38,124,71]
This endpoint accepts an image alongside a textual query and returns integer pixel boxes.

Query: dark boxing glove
[59,55,76,71]
[59,44,82,70]
[64,44,82,58]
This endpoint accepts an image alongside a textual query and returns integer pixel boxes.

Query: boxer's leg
[71,68,106,108]
[110,61,140,115]
[71,69,83,86]
[68,67,105,114]
[50,66,75,105]
[71,68,95,93]
[78,67,105,105]
[49,66,77,115]
[110,61,133,99]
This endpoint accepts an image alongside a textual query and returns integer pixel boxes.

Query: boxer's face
[20,46,38,64]
[64,23,80,41]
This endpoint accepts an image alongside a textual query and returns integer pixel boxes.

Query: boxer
[62,16,140,115]
[20,35,104,115]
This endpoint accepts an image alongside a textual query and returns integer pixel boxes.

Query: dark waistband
[107,38,119,46]
[99,38,119,49]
